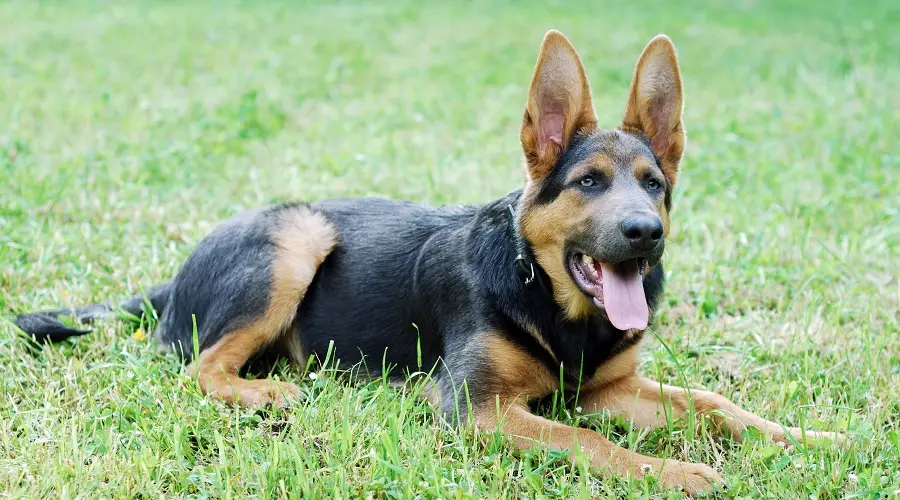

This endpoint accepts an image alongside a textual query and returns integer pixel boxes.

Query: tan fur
[474,400,722,494]
[581,375,846,446]
[503,33,842,493]
[473,329,842,496]
[280,333,308,367]
[520,30,597,180]
[518,35,683,321]
[629,156,656,184]
[518,187,595,319]
[631,155,671,237]
[520,151,669,320]
[620,35,685,187]
[187,205,337,407]
[187,323,303,407]
[582,344,641,390]
[564,154,615,184]
[521,322,558,364]
[483,335,558,399]
[475,335,723,495]
[659,203,671,237]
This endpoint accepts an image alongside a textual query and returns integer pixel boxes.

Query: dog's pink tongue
[598,261,648,331]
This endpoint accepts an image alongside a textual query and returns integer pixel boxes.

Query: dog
[15,31,844,494]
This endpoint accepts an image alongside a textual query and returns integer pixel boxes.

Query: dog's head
[518,31,684,330]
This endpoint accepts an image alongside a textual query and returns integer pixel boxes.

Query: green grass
[2,0,898,497]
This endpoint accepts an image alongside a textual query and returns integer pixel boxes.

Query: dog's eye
[647,178,662,191]
[580,176,596,187]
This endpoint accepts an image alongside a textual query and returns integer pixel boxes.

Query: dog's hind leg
[185,205,337,408]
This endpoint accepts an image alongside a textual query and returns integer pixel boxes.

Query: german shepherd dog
[16,31,843,493]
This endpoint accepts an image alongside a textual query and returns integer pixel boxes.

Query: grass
[1,0,898,497]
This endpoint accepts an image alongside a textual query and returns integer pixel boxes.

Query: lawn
[1,0,898,497]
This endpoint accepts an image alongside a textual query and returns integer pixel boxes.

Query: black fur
[296,192,663,415]
[534,130,660,206]
[16,195,664,420]
[15,134,667,422]
[14,284,170,344]
[154,207,280,357]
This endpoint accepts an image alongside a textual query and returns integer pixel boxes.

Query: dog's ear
[621,35,684,187]
[521,30,597,181]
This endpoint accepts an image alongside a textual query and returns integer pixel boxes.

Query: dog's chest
[542,319,645,385]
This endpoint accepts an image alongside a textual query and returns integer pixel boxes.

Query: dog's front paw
[646,459,724,495]
[775,428,849,448]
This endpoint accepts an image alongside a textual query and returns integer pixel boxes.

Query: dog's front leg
[581,376,846,447]
[448,334,721,493]
[472,397,723,494]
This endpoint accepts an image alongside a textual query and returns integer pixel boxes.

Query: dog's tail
[13,283,172,344]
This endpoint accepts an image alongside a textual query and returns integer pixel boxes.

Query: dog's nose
[620,216,664,251]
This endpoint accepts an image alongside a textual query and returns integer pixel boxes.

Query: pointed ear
[521,30,597,180]
[620,35,685,187]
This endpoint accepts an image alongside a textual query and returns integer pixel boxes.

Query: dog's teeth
[582,254,599,279]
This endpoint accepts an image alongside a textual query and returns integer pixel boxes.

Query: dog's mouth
[569,253,648,331]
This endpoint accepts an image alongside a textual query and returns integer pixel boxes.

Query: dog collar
[506,204,536,286]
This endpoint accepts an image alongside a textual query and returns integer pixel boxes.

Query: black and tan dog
[16,31,843,493]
